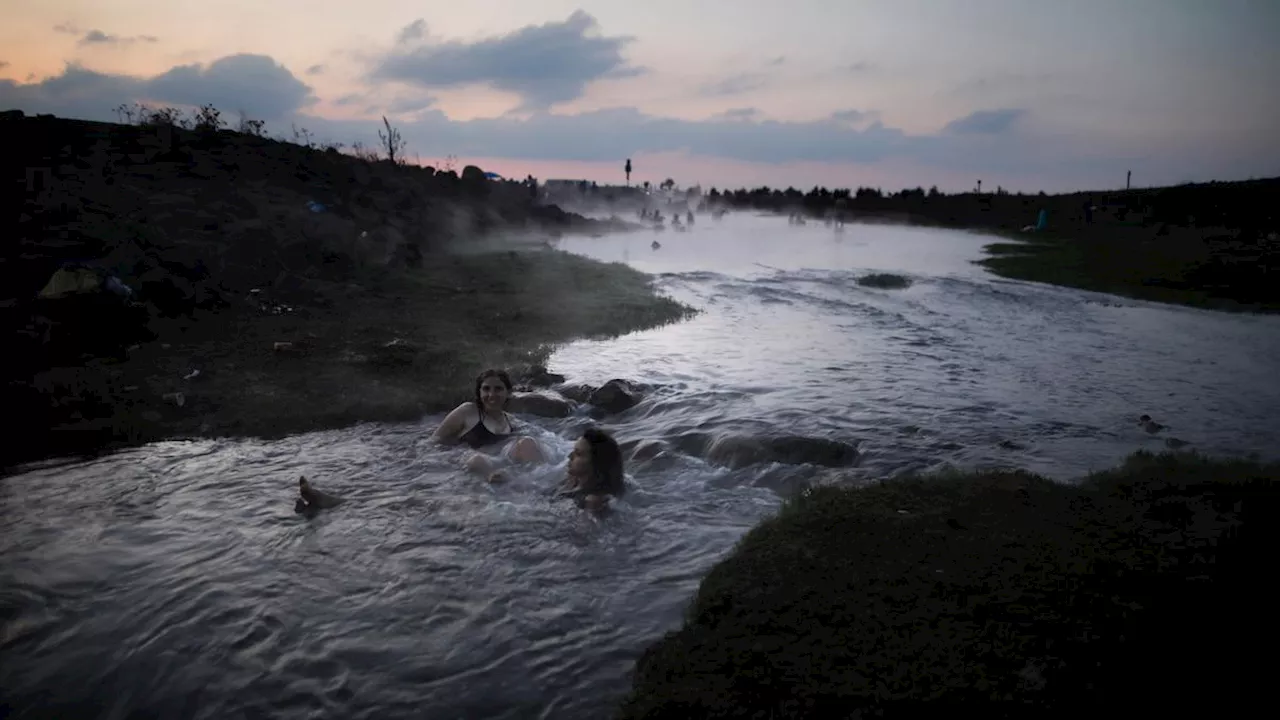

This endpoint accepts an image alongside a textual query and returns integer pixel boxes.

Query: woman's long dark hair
[473,369,513,410]
[582,426,625,497]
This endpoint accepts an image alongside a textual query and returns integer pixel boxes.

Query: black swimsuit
[459,412,513,449]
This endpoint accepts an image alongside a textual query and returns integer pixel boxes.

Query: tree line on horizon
[56,101,1278,230]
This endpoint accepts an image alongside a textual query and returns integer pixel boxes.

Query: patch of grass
[619,451,1280,718]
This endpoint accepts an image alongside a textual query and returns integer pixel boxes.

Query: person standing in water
[431,369,544,478]
[557,427,626,511]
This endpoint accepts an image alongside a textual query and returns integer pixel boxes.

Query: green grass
[618,451,1280,718]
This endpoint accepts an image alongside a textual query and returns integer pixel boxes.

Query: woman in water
[432,369,544,478]
[557,427,626,511]
[294,428,627,514]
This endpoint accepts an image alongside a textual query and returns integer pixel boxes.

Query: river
[4,213,1279,719]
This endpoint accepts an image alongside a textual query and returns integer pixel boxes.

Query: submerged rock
[705,433,860,470]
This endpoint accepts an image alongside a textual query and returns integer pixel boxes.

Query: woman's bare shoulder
[432,402,478,442]
[449,402,479,418]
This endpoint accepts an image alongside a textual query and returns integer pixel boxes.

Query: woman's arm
[582,494,611,512]
[430,403,474,444]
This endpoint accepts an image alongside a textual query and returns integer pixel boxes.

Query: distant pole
[625,158,632,187]
[1126,170,1131,190]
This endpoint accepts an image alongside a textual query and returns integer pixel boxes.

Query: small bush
[192,104,225,133]
[351,142,380,162]
[139,105,187,129]
[291,124,315,148]
[236,111,266,137]
[378,115,406,165]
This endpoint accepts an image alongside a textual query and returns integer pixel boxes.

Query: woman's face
[568,436,592,479]
[478,376,509,411]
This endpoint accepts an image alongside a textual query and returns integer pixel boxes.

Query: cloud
[0,61,9,69]
[146,54,315,118]
[699,73,766,97]
[942,108,1027,135]
[386,94,437,114]
[0,55,314,120]
[768,56,786,67]
[371,11,639,111]
[53,23,80,35]
[829,109,879,126]
[397,19,427,45]
[0,56,1194,185]
[330,106,903,165]
[305,64,325,76]
[846,61,876,73]
[79,30,159,46]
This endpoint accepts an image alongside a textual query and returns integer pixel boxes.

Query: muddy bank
[1,110,692,469]
[619,450,1280,718]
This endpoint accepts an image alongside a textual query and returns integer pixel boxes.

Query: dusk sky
[3,0,1278,192]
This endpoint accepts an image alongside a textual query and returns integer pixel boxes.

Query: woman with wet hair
[557,426,626,511]
[431,368,544,479]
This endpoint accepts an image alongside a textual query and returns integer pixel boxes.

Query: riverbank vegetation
[620,450,1279,718]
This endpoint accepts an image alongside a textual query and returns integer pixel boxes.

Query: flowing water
[4,214,1280,719]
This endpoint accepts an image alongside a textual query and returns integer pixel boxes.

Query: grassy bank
[711,178,1280,313]
[2,110,692,468]
[975,223,1280,312]
[619,451,1280,718]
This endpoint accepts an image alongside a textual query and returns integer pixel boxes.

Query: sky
[2,0,1278,193]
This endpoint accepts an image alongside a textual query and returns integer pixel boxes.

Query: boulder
[589,378,643,415]
[557,383,595,404]
[507,391,574,418]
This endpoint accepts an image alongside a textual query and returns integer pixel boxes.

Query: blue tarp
[484,172,503,180]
